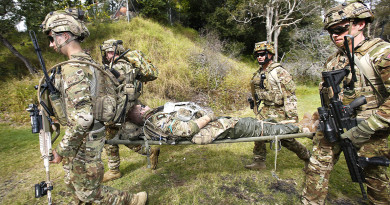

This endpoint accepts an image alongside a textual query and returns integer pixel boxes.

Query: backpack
[123,50,158,82]
[45,60,128,125]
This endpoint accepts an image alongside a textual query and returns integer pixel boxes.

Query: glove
[297,111,319,133]
[341,121,374,148]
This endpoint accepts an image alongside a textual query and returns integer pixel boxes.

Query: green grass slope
[0,17,254,125]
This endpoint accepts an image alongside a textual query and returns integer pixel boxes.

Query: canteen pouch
[94,95,117,122]
[49,92,68,125]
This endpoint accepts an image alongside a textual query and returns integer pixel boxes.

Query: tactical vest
[251,63,298,121]
[252,63,284,106]
[325,38,390,118]
[44,60,128,126]
[143,102,205,143]
[113,59,143,115]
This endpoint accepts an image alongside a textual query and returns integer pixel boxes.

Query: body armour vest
[251,62,298,121]
[143,102,206,143]
[324,38,390,119]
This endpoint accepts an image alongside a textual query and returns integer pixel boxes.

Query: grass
[0,17,254,124]
[2,86,388,205]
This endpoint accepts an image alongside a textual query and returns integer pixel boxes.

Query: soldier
[41,9,147,204]
[302,1,390,204]
[125,102,302,144]
[100,39,160,183]
[246,41,310,170]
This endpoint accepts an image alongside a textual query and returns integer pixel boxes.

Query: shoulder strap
[353,41,387,102]
[269,67,283,95]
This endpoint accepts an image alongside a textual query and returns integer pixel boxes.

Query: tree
[231,0,320,61]
[0,0,38,75]
[371,0,390,41]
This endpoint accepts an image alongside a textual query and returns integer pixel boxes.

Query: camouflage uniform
[142,102,299,144]
[100,39,159,174]
[41,10,144,204]
[302,2,390,204]
[250,42,310,165]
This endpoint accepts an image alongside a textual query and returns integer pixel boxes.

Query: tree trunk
[273,26,281,62]
[0,34,38,75]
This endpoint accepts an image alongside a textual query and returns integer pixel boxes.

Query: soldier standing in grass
[246,41,310,170]
[42,9,147,204]
[302,1,390,204]
[100,39,160,182]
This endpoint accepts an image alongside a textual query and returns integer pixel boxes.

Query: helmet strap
[53,32,77,52]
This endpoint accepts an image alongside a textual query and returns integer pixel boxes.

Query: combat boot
[245,161,266,170]
[129,191,148,205]
[150,147,160,170]
[102,169,121,183]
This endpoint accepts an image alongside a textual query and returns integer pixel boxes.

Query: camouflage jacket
[53,51,97,157]
[143,103,238,143]
[112,59,143,103]
[251,62,298,122]
[323,38,390,132]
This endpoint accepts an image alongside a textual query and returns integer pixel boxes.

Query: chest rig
[251,63,284,106]
[325,38,389,118]
[143,102,205,143]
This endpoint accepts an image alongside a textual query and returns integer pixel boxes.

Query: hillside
[0,17,380,205]
[0,17,255,125]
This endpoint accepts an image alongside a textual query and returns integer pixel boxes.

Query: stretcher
[105,132,315,145]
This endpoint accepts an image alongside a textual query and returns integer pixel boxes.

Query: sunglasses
[254,52,267,58]
[47,33,62,43]
[327,24,350,35]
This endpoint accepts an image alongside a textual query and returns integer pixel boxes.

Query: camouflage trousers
[253,138,310,162]
[253,105,307,162]
[104,125,145,170]
[62,128,134,204]
[302,131,390,205]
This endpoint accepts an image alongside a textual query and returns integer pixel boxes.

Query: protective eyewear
[254,52,267,58]
[327,24,350,35]
[48,33,62,43]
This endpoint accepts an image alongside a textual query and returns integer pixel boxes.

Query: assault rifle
[29,30,58,205]
[317,35,390,200]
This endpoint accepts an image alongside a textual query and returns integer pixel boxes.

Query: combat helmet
[253,41,275,55]
[324,0,374,30]
[41,8,89,41]
[100,39,125,54]
[100,39,125,64]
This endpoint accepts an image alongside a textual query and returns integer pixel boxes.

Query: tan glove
[297,111,319,133]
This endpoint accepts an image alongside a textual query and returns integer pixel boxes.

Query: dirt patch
[269,179,298,196]
[168,173,186,186]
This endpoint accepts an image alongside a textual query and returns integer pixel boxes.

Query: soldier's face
[255,51,267,63]
[48,31,68,53]
[328,20,365,48]
[255,51,272,65]
[127,104,151,125]
[106,51,115,61]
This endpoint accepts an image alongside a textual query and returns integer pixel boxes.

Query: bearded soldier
[124,103,301,144]
[302,1,390,204]
[100,39,160,183]
[246,41,310,170]
[41,9,147,204]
